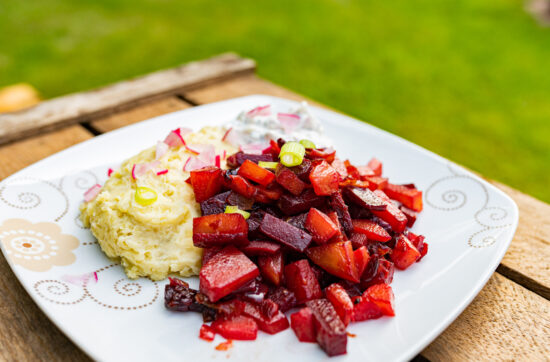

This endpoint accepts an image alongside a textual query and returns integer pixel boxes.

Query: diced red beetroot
[286,212,308,230]
[305,208,340,244]
[331,158,348,179]
[268,139,281,156]
[200,246,259,302]
[289,158,312,181]
[226,151,275,168]
[267,287,297,312]
[383,183,423,211]
[306,299,347,357]
[400,205,418,227]
[290,307,316,342]
[238,159,276,187]
[339,179,371,189]
[344,187,386,211]
[353,246,370,278]
[277,189,326,216]
[227,175,257,199]
[325,283,354,326]
[200,191,230,215]
[193,214,249,248]
[242,300,289,334]
[349,232,368,249]
[241,240,281,256]
[367,158,383,176]
[352,219,392,242]
[306,241,359,283]
[259,213,312,252]
[275,164,307,196]
[329,191,354,235]
[199,324,216,341]
[371,190,408,233]
[306,148,336,163]
[309,161,341,196]
[351,296,383,321]
[190,167,223,203]
[254,184,282,203]
[390,234,421,270]
[226,191,254,211]
[407,232,424,250]
[284,260,322,304]
[202,247,222,265]
[356,165,375,178]
[345,161,361,180]
[211,315,258,340]
[361,256,395,289]
[246,210,264,239]
[418,242,428,261]
[364,284,395,316]
[367,240,392,258]
[326,212,347,243]
[258,251,284,286]
[363,176,389,191]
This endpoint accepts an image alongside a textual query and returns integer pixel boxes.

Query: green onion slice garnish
[135,186,158,206]
[299,139,316,149]
[258,161,279,169]
[224,205,251,219]
[279,141,306,167]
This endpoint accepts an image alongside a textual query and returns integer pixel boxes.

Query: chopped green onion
[299,139,316,149]
[258,161,279,169]
[225,205,250,219]
[279,141,305,167]
[135,186,158,206]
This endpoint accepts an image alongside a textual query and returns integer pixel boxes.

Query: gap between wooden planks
[0,93,548,361]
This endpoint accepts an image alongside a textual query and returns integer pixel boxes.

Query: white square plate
[0,95,518,361]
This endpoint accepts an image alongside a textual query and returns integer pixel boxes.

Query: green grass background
[1,0,549,202]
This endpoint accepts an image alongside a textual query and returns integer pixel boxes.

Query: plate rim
[0,94,519,361]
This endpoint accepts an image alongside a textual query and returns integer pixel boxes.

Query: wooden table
[0,53,548,361]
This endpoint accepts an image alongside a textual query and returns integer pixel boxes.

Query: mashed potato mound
[80,127,237,281]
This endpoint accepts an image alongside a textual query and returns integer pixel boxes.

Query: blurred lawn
[1,0,549,202]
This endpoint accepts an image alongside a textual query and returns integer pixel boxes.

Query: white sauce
[225,102,333,147]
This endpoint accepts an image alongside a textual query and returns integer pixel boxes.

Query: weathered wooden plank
[90,96,190,133]
[0,53,255,146]
[490,181,550,299]
[183,73,324,107]
[184,75,550,298]
[0,255,90,362]
[0,125,92,180]
[422,273,550,361]
[0,125,94,361]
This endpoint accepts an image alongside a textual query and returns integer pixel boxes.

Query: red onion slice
[277,113,301,134]
[247,104,271,117]
[83,184,102,202]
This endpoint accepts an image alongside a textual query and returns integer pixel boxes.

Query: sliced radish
[247,104,271,117]
[183,156,209,172]
[222,127,233,142]
[215,155,221,168]
[223,128,242,147]
[223,150,227,160]
[277,113,300,134]
[240,142,271,155]
[61,272,98,286]
[156,169,169,176]
[84,184,102,202]
[164,127,191,148]
[107,168,114,177]
[156,141,169,159]
[132,161,161,180]
[197,144,216,165]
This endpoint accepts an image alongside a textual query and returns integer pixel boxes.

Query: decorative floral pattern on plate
[0,219,79,271]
